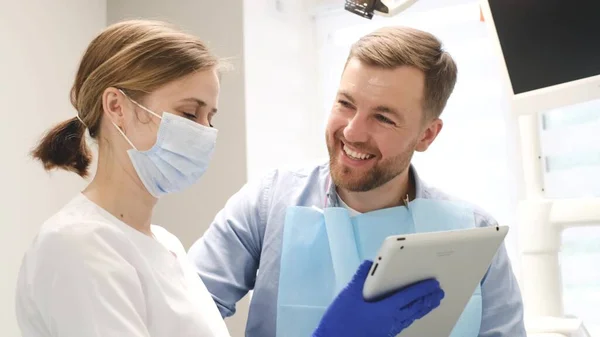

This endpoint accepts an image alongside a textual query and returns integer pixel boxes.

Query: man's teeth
[343,145,373,160]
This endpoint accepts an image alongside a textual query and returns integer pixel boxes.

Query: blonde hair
[347,26,457,120]
[32,20,219,177]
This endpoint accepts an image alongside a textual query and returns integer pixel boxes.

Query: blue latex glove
[312,260,444,337]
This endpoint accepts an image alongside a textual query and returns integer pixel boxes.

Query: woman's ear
[102,87,130,130]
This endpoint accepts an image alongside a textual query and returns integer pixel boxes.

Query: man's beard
[327,136,416,192]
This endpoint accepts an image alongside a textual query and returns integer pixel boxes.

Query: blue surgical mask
[113,91,218,197]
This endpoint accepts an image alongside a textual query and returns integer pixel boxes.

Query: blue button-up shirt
[188,163,526,337]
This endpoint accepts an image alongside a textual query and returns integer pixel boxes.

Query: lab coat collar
[78,193,180,272]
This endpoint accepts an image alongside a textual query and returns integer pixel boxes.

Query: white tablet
[362,225,509,336]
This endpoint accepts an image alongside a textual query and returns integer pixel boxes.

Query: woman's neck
[83,150,157,237]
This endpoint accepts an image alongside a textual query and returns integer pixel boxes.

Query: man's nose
[343,114,369,144]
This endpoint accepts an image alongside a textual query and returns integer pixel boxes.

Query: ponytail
[31,117,92,178]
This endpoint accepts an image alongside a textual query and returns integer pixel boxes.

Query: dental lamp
[345,0,419,19]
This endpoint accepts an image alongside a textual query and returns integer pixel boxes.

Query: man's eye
[338,100,353,108]
[182,113,197,120]
[376,114,394,125]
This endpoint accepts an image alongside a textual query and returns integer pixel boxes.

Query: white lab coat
[15,194,231,337]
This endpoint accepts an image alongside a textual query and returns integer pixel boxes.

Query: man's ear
[415,118,443,152]
[102,87,129,130]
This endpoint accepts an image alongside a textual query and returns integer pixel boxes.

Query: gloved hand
[312,260,444,337]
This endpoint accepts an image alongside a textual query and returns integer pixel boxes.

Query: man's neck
[336,168,415,214]
[83,149,157,237]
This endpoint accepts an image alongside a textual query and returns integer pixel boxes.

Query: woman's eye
[182,112,197,120]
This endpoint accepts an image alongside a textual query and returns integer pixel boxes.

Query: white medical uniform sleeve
[32,224,150,337]
[187,171,275,318]
[477,215,527,337]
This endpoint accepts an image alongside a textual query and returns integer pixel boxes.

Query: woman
[15,20,443,337]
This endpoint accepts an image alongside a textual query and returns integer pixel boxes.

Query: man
[188,26,526,337]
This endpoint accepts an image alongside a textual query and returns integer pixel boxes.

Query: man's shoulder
[274,161,329,178]
[421,184,499,228]
[247,162,330,208]
[255,162,329,189]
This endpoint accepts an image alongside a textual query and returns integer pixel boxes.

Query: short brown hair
[31,20,220,178]
[347,26,457,120]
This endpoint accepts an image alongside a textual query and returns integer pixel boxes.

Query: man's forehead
[338,61,426,120]
[366,74,388,87]
[343,60,423,88]
[340,69,424,102]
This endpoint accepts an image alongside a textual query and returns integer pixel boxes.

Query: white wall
[243,0,328,181]
[106,1,249,335]
[0,0,106,335]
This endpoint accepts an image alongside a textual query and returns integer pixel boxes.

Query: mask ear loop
[112,122,138,151]
[118,89,163,120]
[112,89,164,151]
